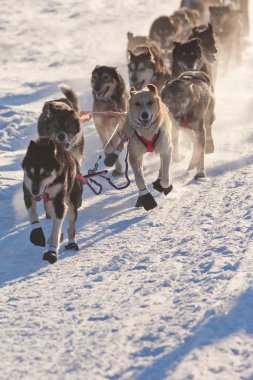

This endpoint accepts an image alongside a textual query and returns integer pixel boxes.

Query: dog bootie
[194,171,205,180]
[30,222,46,247]
[43,251,57,264]
[152,179,163,193]
[138,189,157,211]
[65,241,79,251]
[163,184,173,195]
[135,196,144,208]
[153,179,173,196]
[104,150,120,167]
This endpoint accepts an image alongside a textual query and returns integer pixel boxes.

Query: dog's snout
[141,111,149,120]
[131,75,138,84]
[58,132,66,142]
[94,84,101,92]
[32,187,40,196]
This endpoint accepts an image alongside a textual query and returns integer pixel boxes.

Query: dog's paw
[140,193,157,211]
[30,227,46,247]
[135,196,144,208]
[112,169,123,177]
[104,153,118,167]
[152,179,163,193]
[65,242,79,251]
[194,171,205,180]
[43,251,57,264]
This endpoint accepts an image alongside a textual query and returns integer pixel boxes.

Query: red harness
[177,116,191,129]
[135,130,160,153]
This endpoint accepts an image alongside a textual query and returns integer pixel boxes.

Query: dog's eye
[27,169,34,178]
[181,52,186,56]
[42,170,51,178]
[135,101,141,107]
[190,51,195,56]
[103,75,110,81]
[147,100,153,106]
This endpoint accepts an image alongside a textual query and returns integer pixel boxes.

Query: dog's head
[190,23,218,61]
[22,138,62,201]
[127,32,151,53]
[209,6,231,34]
[172,38,202,72]
[129,84,160,129]
[128,46,156,91]
[149,16,177,50]
[41,101,81,147]
[161,77,192,117]
[91,65,122,101]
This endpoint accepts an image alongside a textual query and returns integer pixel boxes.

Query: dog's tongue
[33,194,43,202]
[96,90,105,99]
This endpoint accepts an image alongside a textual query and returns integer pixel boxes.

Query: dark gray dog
[38,84,84,166]
[162,71,214,180]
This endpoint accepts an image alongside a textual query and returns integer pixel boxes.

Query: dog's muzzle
[131,80,145,91]
[138,114,153,128]
[56,132,70,148]
[95,86,109,100]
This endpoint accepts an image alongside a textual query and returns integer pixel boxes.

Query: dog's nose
[141,111,149,120]
[32,187,40,196]
[58,132,66,142]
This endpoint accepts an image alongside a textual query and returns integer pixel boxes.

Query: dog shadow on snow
[132,287,253,380]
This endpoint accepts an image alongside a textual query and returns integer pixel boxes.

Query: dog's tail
[59,84,80,112]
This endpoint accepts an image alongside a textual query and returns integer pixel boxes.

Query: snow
[1,0,253,379]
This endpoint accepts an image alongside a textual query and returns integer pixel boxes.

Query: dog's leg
[205,96,215,154]
[187,130,198,172]
[160,148,173,194]
[65,193,79,251]
[44,199,53,219]
[43,195,66,264]
[172,124,184,162]
[130,152,157,211]
[23,184,45,247]
[194,123,206,180]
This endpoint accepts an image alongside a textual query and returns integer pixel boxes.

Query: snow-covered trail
[1,0,253,379]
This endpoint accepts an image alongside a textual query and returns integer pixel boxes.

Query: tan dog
[105,84,173,211]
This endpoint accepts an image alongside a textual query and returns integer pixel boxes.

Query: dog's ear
[127,32,133,41]
[130,87,136,96]
[48,139,57,156]
[128,49,135,61]
[192,26,198,34]
[147,84,158,95]
[208,23,213,33]
[28,140,37,152]
[173,41,181,47]
[146,47,155,63]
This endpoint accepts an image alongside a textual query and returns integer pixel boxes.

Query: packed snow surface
[1,0,253,379]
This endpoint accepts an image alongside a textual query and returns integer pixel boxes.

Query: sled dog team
[22,0,248,263]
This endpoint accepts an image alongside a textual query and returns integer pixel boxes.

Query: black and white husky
[22,137,82,264]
